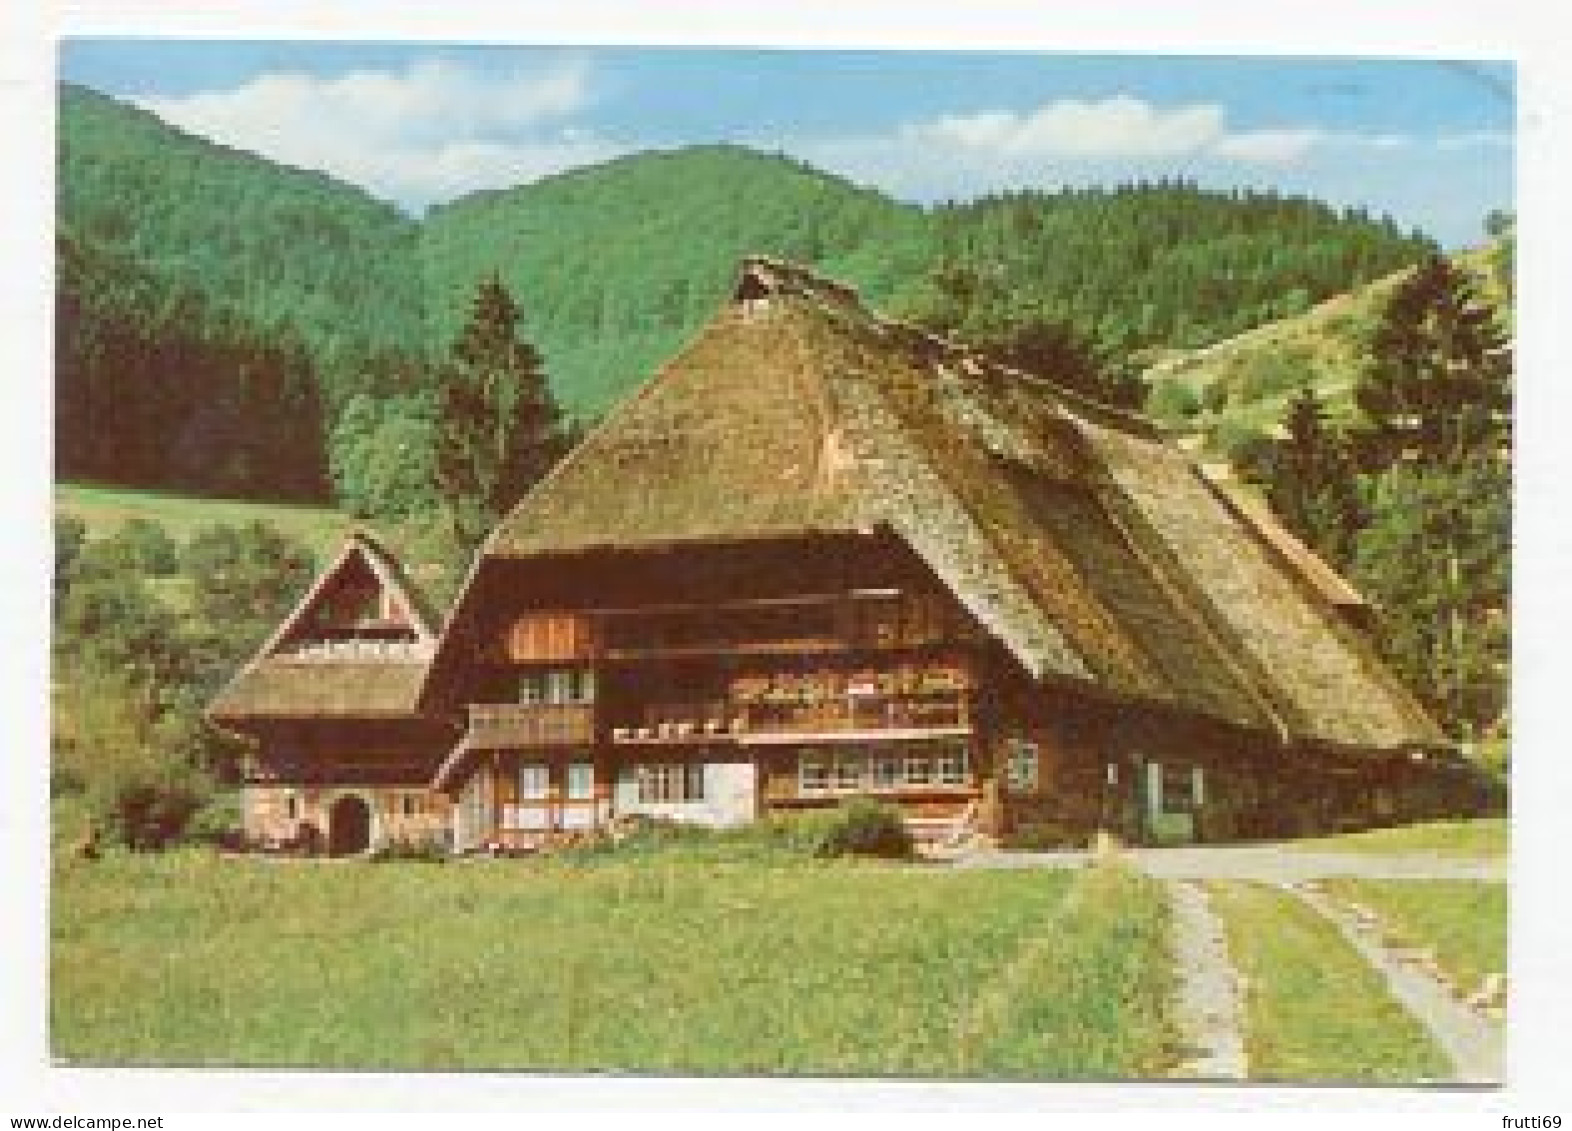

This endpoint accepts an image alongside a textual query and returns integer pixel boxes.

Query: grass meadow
[56,482,351,560]
[1208,880,1451,1082]
[50,847,1178,1078]
[1321,878,1507,1001]
[1287,818,1508,859]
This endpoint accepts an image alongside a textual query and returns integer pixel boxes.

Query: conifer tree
[1355,253,1511,471]
[434,275,570,544]
[1259,385,1364,570]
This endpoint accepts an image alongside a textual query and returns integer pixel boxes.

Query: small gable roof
[207,530,439,723]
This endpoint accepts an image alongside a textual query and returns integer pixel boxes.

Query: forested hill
[58,81,1440,503]
[59,83,427,385]
[419,148,1437,416]
[419,145,933,414]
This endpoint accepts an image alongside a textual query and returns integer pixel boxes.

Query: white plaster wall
[613,760,757,827]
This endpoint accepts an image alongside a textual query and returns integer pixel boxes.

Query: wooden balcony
[609,691,972,745]
[466,703,595,749]
[743,690,970,736]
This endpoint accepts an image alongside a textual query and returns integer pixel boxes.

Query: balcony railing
[610,691,971,744]
[466,702,595,749]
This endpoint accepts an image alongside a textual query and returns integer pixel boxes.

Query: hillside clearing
[1141,244,1508,459]
[56,482,351,560]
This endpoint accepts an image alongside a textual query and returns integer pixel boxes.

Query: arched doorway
[328,794,372,856]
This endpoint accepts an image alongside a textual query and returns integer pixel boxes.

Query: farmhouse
[212,256,1450,854]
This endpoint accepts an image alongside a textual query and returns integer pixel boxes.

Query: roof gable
[208,531,440,723]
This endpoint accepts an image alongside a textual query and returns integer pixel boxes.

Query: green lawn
[56,481,351,560]
[1321,879,1507,1001]
[51,850,1177,1078]
[1287,818,1507,859]
[1209,881,1451,1083]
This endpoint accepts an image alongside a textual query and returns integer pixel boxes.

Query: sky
[59,42,1514,248]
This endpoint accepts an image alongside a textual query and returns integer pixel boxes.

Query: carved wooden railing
[465,703,595,749]
[610,691,971,743]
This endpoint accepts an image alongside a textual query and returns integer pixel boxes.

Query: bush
[53,667,216,851]
[106,517,182,576]
[91,758,213,851]
[369,834,449,863]
[811,797,913,860]
[187,790,243,846]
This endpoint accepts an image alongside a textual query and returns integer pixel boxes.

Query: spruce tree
[1355,253,1511,471]
[1259,385,1364,570]
[434,275,569,545]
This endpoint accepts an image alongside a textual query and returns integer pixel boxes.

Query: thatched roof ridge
[454,256,1443,753]
[207,530,439,723]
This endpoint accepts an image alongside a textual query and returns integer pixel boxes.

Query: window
[870,754,900,790]
[638,762,705,804]
[519,762,550,800]
[833,753,865,792]
[566,762,595,800]
[1161,763,1197,812]
[1006,739,1039,792]
[402,793,421,818]
[798,745,970,795]
[936,742,970,786]
[798,752,831,794]
[519,668,596,705]
[285,794,298,820]
[545,669,576,704]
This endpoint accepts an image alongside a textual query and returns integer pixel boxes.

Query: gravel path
[1165,880,1248,1080]
[1291,881,1504,1085]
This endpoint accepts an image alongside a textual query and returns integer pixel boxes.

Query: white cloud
[137,57,618,207]
[905,96,1226,159]
[881,96,1446,171]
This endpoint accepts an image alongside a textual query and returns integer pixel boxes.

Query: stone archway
[328,794,373,856]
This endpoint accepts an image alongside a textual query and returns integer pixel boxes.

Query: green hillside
[56,482,353,561]
[418,145,932,415]
[58,83,427,377]
[419,152,1436,417]
[1141,244,1511,459]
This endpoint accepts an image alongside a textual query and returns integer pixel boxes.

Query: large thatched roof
[445,256,1443,753]
[208,531,439,723]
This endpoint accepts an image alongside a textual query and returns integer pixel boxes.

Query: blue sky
[60,41,1514,247]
